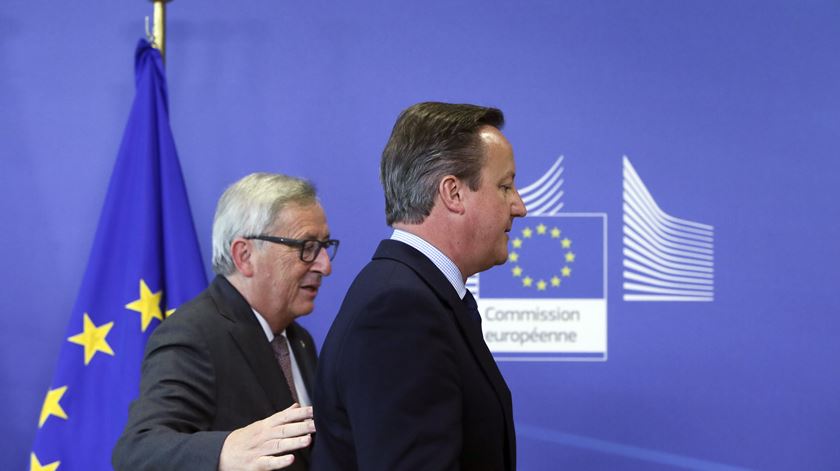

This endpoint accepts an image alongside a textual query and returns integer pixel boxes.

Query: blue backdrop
[2,1,839,470]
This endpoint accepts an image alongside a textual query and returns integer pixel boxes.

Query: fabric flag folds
[30,39,207,471]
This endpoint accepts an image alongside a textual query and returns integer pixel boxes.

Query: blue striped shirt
[390,229,466,300]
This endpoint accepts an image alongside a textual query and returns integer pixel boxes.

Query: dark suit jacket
[312,240,516,470]
[113,275,317,471]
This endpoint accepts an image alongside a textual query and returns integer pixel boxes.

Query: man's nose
[512,189,527,217]
[312,246,332,276]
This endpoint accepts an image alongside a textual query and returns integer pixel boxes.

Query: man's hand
[218,404,315,471]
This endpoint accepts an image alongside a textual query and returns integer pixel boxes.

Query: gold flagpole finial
[149,0,172,62]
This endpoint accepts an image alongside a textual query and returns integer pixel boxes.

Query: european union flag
[479,214,605,299]
[30,40,207,471]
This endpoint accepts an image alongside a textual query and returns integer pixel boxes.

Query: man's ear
[438,175,466,214]
[230,238,256,277]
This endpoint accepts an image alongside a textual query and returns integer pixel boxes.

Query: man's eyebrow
[294,230,330,240]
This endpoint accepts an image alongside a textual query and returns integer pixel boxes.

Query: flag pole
[150,0,172,62]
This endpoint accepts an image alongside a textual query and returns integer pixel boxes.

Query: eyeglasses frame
[244,235,340,263]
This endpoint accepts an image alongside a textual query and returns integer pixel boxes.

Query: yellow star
[565,251,576,263]
[125,279,163,332]
[512,238,523,249]
[551,227,561,238]
[165,308,176,318]
[522,227,533,238]
[562,266,572,277]
[67,313,114,365]
[512,266,523,277]
[537,279,547,291]
[551,276,561,287]
[561,238,572,249]
[30,453,60,471]
[522,276,533,287]
[536,224,547,235]
[508,252,519,263]
[39,386,68,428]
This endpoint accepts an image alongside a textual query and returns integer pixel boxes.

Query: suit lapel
[209,277,313,469]
[209,276,296,411]
[448,286,517,467]
[373,240,513,413]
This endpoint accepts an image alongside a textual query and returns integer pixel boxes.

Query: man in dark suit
[313,102,527,470]
[113,173,339,471]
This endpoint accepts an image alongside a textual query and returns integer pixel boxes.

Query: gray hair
[212,173,317,275]
[380,102,504,226]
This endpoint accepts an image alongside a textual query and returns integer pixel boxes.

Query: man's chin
[291,304,315,318]
[477,255,508,274]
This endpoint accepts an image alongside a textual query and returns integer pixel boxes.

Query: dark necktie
[270,334,299,403]
[462,289,483,325]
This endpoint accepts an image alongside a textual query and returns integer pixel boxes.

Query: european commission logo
[480,217,604,300]
[470,155,713,362]
[471,157,608,361]
[622,156,715,302]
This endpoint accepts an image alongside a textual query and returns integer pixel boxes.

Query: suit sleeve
[112,316,228,471]
[339,285,462,471]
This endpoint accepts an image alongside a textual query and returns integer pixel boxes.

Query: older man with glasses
[114,173,338,471]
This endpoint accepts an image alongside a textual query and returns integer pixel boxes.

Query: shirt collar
[391,229,466,299]
[251,308,285,342]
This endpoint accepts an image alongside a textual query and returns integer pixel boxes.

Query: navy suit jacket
[113,275,317,471]
[312,240,516,470]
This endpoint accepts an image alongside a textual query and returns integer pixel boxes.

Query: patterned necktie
[270,334,299,403]
[462,289,483,325]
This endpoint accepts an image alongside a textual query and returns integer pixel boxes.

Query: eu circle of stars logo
[509,223,575,291]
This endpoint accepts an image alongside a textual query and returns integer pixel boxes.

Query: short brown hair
[380,102,504,225]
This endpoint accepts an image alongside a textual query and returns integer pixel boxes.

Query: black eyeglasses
[245,235,340,263]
